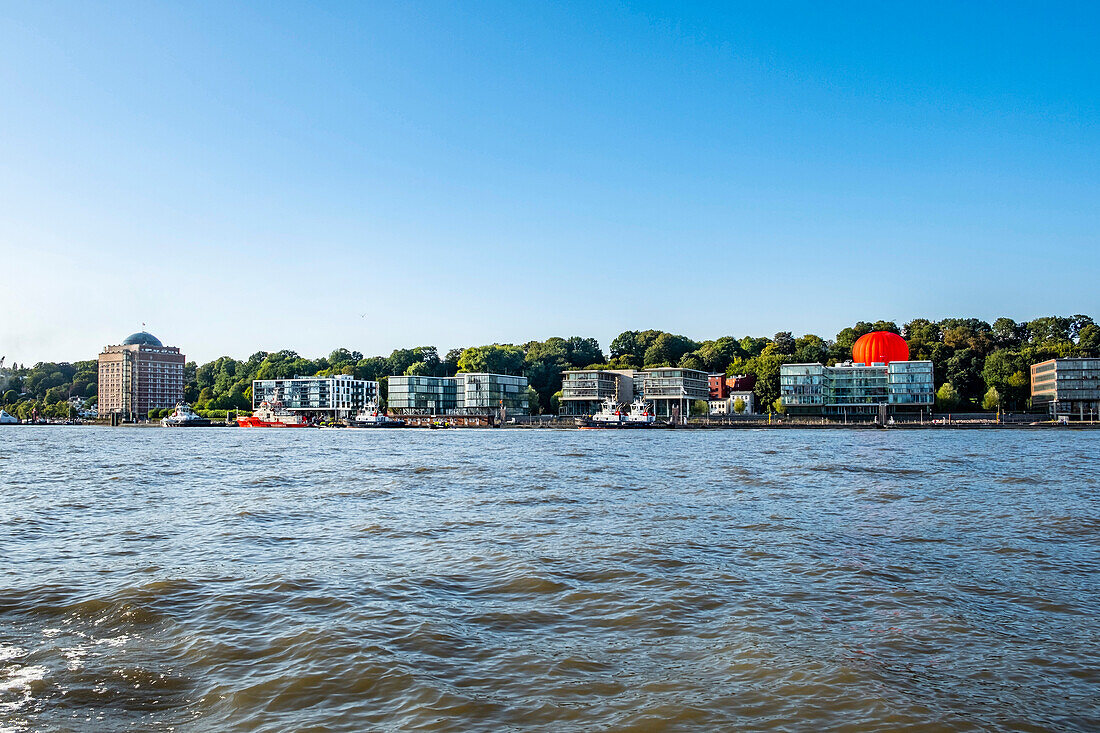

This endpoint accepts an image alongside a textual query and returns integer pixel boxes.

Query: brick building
[97,331,185,419]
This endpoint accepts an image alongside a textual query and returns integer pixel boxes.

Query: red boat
[237,401,312,428]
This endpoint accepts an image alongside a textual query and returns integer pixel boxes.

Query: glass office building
[252,375,379,419]
[387,373,529,416]
[1031,358,1100,419]
[781,361,933,416]
[387,375,458,413]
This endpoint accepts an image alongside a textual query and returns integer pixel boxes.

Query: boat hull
[236,417,311,428]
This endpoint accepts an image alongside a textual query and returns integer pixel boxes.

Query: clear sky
[1,2,1097,364]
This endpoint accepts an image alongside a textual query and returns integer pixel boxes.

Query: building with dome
[97,331,186,419]
[780,331,934,418]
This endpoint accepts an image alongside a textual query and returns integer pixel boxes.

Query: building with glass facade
[455,373,528,414]
[781,361,934,416]
[252,375,379,419]
[387,373,529,416]
[387,375,458,413]
[559,367,708,421]
[637,368,710,421]
[559,370,635,416]
[1031,358,1100,419]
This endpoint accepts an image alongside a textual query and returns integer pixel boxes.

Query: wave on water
[2,429,1099,731]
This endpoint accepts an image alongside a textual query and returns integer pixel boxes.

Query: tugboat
[161,402,212,427]
[576,397,628,429]
[576,396,656,429]
[625,398,656,426]
[237,401,311,428]
[348,399,406,428]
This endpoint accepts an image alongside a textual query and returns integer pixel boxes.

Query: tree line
[1,314,1095,419]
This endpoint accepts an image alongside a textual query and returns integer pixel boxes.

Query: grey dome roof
[122,331,163,347]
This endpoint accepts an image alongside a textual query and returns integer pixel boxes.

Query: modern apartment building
[559,367,709,421]
[559,370,635,416]
[252,374,379,419]
[638,367,711,420]
[387,375,457,413]
[387,373,529,416]
[98,331,186,419]
[1031,358,1100,419]
[780,360,934,416]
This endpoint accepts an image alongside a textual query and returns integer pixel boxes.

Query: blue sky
[1,2,1097,364]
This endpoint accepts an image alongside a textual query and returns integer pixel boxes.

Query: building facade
[638,368,710,420]
[387,375,458,413]
[252,374,379,419]
[1031,358,1100,419]
[559,367,709,421]
[709,391,755,415]
[559,370,635,416]
[98,331,185,419]
[387,373,529,416]
[781,360,934,416]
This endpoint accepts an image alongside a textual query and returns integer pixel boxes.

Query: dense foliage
[1,314,1095,418]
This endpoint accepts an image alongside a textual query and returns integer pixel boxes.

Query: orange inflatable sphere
[852,331,909,365]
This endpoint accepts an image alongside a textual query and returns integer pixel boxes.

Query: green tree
[679,353,704,371]
[45,386,67,404]
[732,397,746,414]
[1076,324,1100,357]
[772,398,786,415]
[457,344,525,374]
[750,344,788,410]
[793,334,828,364]
[936,382,961,411]
[1027,316,1072,344]
[982,387,1001,412]
[944,349,984,405]
[981,349,1027,408]
[694,337,745,373]
[992,317,1026,348]
[643,333,697,368]
[524,386,540,415]
[771,331,796,354]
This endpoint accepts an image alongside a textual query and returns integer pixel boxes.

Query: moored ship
[577,397,657,429]
[237,401,311,428]
[162,402,212,427]
[348,399,406,428]
[625,398,656,426]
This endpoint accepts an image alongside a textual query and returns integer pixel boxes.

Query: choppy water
[1,427,1098,731]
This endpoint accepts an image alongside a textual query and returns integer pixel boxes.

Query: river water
[1,427,1097,731]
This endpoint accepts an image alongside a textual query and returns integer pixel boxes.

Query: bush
[936,382,961,411]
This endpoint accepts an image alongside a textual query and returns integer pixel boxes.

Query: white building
[709,391,755,415]
[252,374,379,420]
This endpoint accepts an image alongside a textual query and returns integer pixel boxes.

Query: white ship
[625,398,656,425]
[348,399,406,428]
[162,402,212,427]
